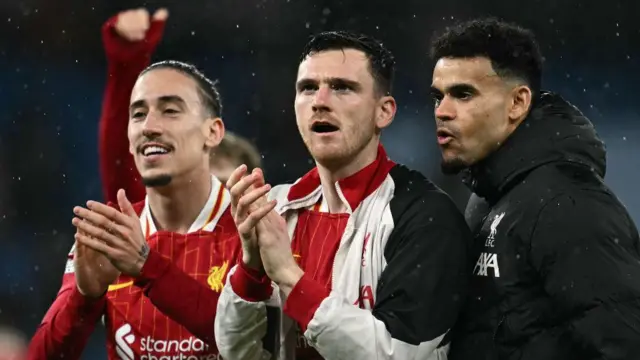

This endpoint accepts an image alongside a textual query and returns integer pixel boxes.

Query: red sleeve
[26,273,106,360]
[133,250,221,344]
[283,273,329,332]
[99,15,166,204]
[229,261,273,302]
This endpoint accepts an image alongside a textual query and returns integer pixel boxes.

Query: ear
[375,95,397,130]
[508,85,533,126]
[203,117,225,149]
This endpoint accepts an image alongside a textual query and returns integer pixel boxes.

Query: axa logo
[473,252,501,278]
[207,261,229,292]
[115,323,135,360]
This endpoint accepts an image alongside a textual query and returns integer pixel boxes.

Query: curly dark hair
[430,18,543,96]
[140,60,223,118]
[300,31,395,96]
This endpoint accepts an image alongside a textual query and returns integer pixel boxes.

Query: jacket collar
[286,145,395,212]
[462,91,606,203]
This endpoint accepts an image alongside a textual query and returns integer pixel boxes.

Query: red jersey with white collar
[29,176,240,360]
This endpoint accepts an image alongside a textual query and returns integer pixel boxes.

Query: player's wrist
[242,253,263,272]
[75,283,108,299]
[131,242,150,277]
[274,265,304,295]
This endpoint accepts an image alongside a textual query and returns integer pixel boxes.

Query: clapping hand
[72,189,149,277]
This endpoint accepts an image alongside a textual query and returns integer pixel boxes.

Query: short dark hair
[140,60,223,117]
[430,18,543,96]
[210,132,262,172]
[300,31,395,96]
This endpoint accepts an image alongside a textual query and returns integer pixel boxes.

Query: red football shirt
[28,180,240,360]
[290,202,349,359]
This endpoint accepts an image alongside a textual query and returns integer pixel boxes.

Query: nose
[435,95,456,121]
[141,110,164,137]
[311,85,331,113]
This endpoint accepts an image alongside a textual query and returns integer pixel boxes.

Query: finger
[229,173,261,206]
[251,168,265,188]
[137,8,151,30]
[226,165,247,190]
[250,169,270,206]
[75,232,116,258]
[117,189,138,219]
[152,8,169,21]
[263,204,286,228]
[74,240,84,257]
[236,184,271,219]
[239,200,277,235]
[72,217,123,247]
[74,206,130,239]
[86,200,134,228]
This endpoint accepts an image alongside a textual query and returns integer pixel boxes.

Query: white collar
[139,175,230,237]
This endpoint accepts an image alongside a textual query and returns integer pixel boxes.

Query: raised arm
[99,8,167,204]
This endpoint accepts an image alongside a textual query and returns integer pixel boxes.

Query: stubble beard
[142,174,173,187]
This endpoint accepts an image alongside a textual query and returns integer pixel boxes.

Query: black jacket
[449,92,640,360]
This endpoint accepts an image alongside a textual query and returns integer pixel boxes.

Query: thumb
[117,189,137,218]
[152,8,169,22]
[73,240,83,256]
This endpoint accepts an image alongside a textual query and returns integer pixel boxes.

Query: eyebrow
[296,77,362,91]
[129,95,187,110]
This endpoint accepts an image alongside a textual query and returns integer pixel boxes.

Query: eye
[458,92,473,100]
[132,111,146,119]
[299,83,317,93]
[164,108,179,115]
[331,82,352,92]
[430,91,443,106]
[451,89,475,101]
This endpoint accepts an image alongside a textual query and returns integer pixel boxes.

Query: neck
[147,168,212,234]
[317,139,379,213]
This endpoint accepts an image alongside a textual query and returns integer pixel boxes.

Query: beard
[142,174,173,187]
[440,156,468,175]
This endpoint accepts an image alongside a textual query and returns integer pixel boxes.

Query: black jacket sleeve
[376,172,471,350]
[529,193,640,359]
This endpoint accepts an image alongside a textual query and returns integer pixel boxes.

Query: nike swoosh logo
[108,281,134,291]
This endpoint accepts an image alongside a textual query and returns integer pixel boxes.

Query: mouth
[139,142,173,157]
[436,128,455,145]
[311,121,340,134]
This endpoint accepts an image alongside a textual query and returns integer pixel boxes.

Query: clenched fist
[115,8,168,42]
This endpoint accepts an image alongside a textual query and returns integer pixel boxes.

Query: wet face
[431,57,530,174]
[128,68,223,187]
[294,49,395,169]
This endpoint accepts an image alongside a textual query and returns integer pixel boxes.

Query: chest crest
[473,211,506,278]
[207,260,229,292]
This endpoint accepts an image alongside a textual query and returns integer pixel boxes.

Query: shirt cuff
[229,262,272,302]
[283,273,330,332]
[67,285,107,314]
